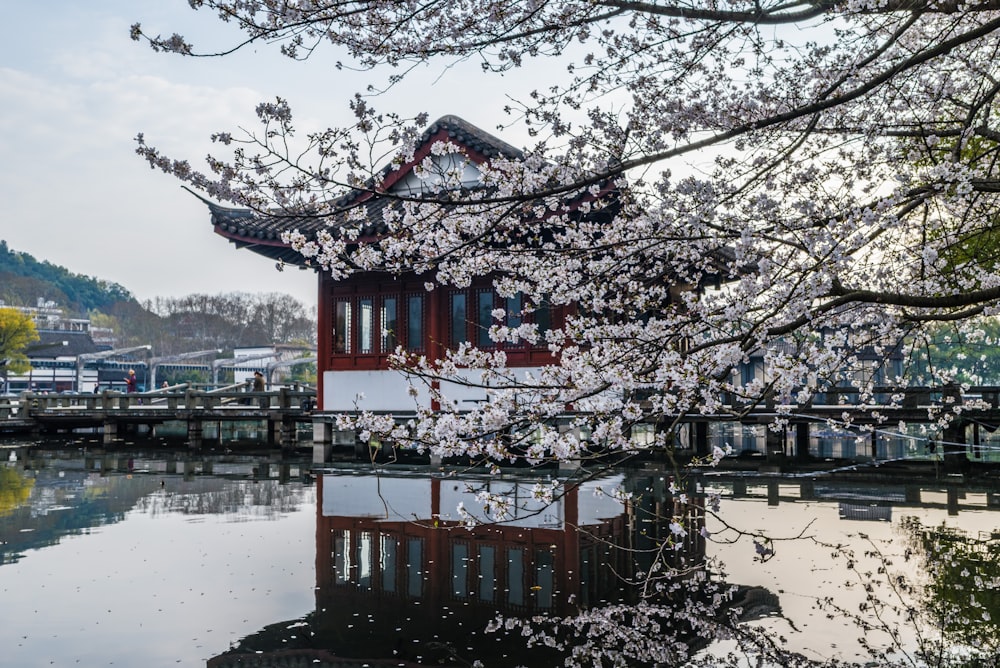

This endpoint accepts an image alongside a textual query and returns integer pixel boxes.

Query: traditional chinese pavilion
[201,116,604,422]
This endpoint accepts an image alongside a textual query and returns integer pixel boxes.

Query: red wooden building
[202,116,608,426]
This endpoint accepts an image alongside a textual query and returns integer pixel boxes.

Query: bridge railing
[16,386,316,415]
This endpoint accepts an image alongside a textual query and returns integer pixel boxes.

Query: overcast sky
[0,1,528,310]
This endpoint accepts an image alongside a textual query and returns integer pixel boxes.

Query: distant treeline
[130,292,316,354]
[0,240,316,354]
[0,240,134,313]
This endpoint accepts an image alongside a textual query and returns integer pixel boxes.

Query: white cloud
[0,1,542,311]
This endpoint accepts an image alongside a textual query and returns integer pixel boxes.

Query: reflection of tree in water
[0,466,34,517]
[902,517,1000,662]
[499,474,784,668]
[132,478,308,519]
[811,518,1000,668]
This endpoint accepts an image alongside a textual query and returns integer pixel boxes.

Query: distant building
[3,330,101,394]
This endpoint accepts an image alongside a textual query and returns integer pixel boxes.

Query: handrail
[14,386,316,415]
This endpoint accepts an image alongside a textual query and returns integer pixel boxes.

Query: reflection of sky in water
[2,447,997,667]
[704,487,998,664]
[0,463,316,668]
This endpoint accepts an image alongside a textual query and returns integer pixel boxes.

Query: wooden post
[313,419,333,464]
[103,420,117,444]
[795,422,810,460]
[767,481,780,506]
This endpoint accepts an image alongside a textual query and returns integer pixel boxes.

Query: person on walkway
[124,369,137,393]
[252,371,265,392]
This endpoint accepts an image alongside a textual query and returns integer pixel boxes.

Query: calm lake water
[1,435,998,667]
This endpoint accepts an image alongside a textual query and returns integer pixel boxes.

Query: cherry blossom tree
[130,4,1000,663]
[132,2,1000,467]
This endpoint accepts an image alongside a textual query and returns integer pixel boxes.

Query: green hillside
[0,240,135,313]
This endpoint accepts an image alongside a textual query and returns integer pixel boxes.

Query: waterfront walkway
[0,384,316,448]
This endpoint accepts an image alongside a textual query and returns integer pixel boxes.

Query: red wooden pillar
[561,485,580,615]
[315,475,333,590]
[428,476,443,608]
[316,274,331,408]
[427,288,443,411]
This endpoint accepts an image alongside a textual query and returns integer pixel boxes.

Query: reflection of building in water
[209,469,725,667]
[315,472,634,619]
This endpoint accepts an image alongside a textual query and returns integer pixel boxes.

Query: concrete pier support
[188,419,203,449]
[102,420,117,445]
[278,419,297,448]
[312,420,333,464]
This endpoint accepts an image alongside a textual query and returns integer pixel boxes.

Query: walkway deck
[0,386,316,448]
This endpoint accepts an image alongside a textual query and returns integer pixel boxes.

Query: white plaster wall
[323,370,427,412]
[321,472,628,527]
[322,367,547,413]
[322,476,431,519]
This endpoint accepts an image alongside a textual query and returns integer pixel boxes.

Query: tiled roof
[31,330,100,359]
[201,115,524,267]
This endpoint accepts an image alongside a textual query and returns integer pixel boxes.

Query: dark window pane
[534,549,553,609]
[381,535,397,593]
[334,301,351,354]
[334,530,351,584]
[506,294,522,328]
[381,297,397,351]
[507,547,524,606]
[407,538,423,597]
[478,545,495,602]
[534,300,551,339]
[359,298,373,353]
[450,292,467,347]
[477,290,494,348]
[357,531,372,590]
[407,295,424,351]
[452,543,469,598]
